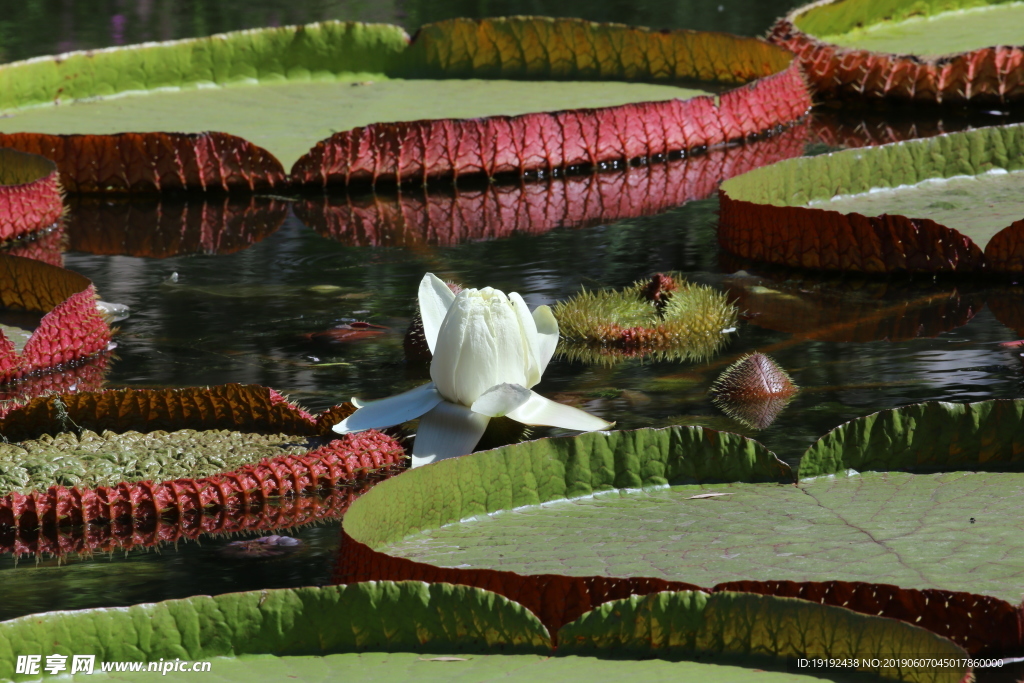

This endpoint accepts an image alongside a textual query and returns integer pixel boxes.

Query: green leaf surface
[377,470,1024,603]
[796,0,1022,57]
[343,427,792,551]
[799,400,1024,478]
[0,582,551,682]
[59,651,840,682]
[560,591,967,683]
[0,79,704,171]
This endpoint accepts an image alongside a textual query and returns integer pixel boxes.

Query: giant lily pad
[337,403,1024,652]
[0,255,110,384]
[298,122,809,247]
[718,123,1024,273]
[0,384,405,529]
[0,18,810,190]
[0,148,63,241]
[769,0,1024,106]
[0,582,969,682]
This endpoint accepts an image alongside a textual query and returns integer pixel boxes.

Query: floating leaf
[0,255,110,384]
[338,413,1024,652]
[297,123,809,247]
[66,195,288,257]
[769,0,1024,105]
[0,384,403,528]
[559,591,968,682]
[553,273,738,365]
[719,123,1024,273]
[0,582,552,682]
[0,18,809,190]
[0,147,63,241]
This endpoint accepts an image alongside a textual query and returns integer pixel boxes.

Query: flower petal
[419,273,458,355]
[470,383,532,417]
[333,382,442,434]
[411,400,491,467]
[506,391,614,431]
[508,291,542,388]
[531,304,559,374]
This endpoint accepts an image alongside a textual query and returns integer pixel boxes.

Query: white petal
[506,391,614,431]
[418,273,458,355]
[333,382,442,434]
[411,400,491,467]
[470,383,532,417]
[531,304,559,375]
[508,291,542,388]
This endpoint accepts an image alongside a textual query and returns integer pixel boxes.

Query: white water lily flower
[333,273,613,467]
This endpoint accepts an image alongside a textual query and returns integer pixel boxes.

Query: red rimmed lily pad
[0,147,63,241]
[334,403,1024,654]
[295,122,809,247]
[0,384,405,530]
[0,486,365,559]
[0,254,110,384]
[768,0,1024,106]
[0,18,810,191]
[718,123,1024,273]
[66,195,289,257]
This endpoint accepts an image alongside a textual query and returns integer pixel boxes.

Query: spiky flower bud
[709,352,798,429]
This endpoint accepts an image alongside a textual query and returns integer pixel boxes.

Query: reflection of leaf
[1,224,64,268]
[296,123,808,246]
[719,124,1024,273]
[723,271,983,342]
[0,147,63,240]
[67,195,288,257]
[769,0,1024,105]
[0,352,110,420]
[0,132,286,194]
[0,255,110,384]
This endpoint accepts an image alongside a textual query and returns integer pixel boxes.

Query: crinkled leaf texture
[337,407,1024,654]
[0,255,110,384]
[0,384,405,529]
[0,18,810,190]
[719,123,1024,273]
[768,0,1024,106]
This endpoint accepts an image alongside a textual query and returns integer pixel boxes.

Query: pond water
[2,0,1024,635]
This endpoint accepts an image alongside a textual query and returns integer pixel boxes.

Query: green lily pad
[718,123,1024,272]
[0,17,810,188]
[0,582,965,682]
[800,0,1024,57]
[0,79,705,172]
[768,0,1024,105]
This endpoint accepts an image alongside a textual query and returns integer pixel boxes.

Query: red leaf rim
[0,147,63,240]
[291,59,811,186]
[0,254,111,383]
[767,3,1024,106]
[296,122,809,246]
[0,485,368,558]
[0,132,287,194]
[0,384,406,529]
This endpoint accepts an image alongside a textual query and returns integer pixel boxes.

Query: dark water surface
[1,0,1024,636]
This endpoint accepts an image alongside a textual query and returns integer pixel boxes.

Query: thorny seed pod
[709,352,798,429]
